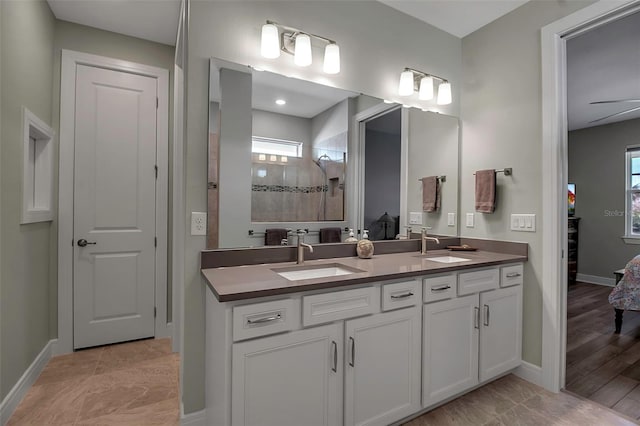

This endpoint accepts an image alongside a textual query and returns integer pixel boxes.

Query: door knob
[77,239,97,247]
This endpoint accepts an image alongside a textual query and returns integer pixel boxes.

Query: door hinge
[154,307,157,318]
[154,237,157,247]
[155,165,158,179]
[156,97,159,109]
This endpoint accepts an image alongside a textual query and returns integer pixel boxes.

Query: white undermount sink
[427,256,471,264]
[274,263,365,281]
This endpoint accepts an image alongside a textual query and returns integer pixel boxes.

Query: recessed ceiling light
[275,99,286,105]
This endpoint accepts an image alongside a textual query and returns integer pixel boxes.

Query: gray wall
[186,0,462,413]
[568,118,640,279]
[364,130,401,239]
[0,0,56,401]
[406,110,459,237]
[460,0,596,367]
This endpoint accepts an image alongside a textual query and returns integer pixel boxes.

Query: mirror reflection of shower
[314,154,331,221]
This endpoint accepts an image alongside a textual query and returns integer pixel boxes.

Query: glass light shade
[323,43,340,74]
[261,24,280,59]
[294,34,312,67]
[437,82,452,105]
[419,76,434,100]
[398,70,415,96]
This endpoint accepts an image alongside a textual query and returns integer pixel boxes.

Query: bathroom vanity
[202,245,526,426]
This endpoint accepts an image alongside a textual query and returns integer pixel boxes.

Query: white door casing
[73,65,157,349]
[58,50,169,354]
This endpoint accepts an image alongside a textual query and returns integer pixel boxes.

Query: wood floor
[566,282,640,421]
[7,338,179,426]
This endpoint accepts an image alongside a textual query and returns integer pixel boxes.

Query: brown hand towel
[265,228,288,246]
[319,227,342,243]
[422,176,439,212]
[475,169,496,213]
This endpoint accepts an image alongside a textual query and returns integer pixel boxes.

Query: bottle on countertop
[344,228,358,243]
[356,229,374,259]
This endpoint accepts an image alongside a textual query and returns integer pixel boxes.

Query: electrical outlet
[466,213,474,228]
[409,212,423,225]
[447,213,456,226]
[191,212,207,236]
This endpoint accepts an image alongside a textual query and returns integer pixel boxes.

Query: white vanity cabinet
[231,323,343,426]
[344,306,421,426]
[422,264,523,408]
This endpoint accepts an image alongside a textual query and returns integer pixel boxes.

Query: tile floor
[7,338,179,426]
[8,336,638,425]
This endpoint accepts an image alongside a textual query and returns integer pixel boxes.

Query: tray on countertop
[447,245,478,251]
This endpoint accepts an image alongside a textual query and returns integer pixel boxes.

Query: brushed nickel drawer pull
[349,337,355,367]
[431,285,451,292]
[391,292,414,300]
[506,272,521,278]
[484,304,490,326]
[474,307,480,329]
[246,313,281,325]
[331,341,338,373]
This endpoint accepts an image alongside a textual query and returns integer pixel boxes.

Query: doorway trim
[57,50,170,354]
[541,0,640,392]
[352,103,405,235]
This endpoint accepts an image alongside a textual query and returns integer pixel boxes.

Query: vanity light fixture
[398,68,452,105]
[260,20,341,74]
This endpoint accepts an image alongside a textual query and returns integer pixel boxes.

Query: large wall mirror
[208,58,460,249]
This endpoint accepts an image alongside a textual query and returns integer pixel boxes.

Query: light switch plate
[409,212,423,225]
[191,212,207,236]
[447,213,456,227]
[511,214,536,232]
[466,213,474,228]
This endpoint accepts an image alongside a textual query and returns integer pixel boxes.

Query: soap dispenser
[344,228,358,243]
[356,229,374,259]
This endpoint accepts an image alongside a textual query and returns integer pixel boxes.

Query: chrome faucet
[421,227,440,255]
[296,230,313,264]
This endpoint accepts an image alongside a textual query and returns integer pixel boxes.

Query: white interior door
[73,64,158,349]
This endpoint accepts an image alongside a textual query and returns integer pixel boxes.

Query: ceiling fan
[589,99,640,123]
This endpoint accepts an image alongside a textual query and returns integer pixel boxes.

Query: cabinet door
[345,308,421,426]
[232,323,343,426]
[479,285,522,382]
[423,295,479,408]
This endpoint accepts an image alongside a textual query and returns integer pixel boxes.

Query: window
[626,147,640,238]
[252,136,302,158]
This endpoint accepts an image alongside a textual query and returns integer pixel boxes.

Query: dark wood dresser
[568,217,580,284]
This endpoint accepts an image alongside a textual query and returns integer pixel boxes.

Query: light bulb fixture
[323,43,340,74]
[398,67,452,105]
[294,33,312,66]
[419,76,434,101]
[437,81,452,105]
[260,20,341,74]
[398,70,415,96]
[275,99,286,105]
[261,23,280,59]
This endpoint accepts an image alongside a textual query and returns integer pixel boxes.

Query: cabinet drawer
[303,286,379,327]
[501,263,523,288]
[423,274,456,303]
[233,299,297,342]
[382,280,420,311]
[458,268,499,295]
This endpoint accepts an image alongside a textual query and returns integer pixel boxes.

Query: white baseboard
[514,361,544,388]
[181,408,206,426]
[576,273,615,287]
[0,339,57,426]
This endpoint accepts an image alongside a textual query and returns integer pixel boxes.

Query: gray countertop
[202,249,527,302]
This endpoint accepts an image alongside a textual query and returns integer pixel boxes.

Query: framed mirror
[208,58,460,249]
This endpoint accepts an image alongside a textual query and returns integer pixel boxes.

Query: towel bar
[473,168,512,176]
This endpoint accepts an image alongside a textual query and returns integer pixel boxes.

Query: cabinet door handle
[474,307,480,329]
[391,292,414,300]
[506,272,521,278]
[246,313,281,325]
[484,304,490,326]
[331,341,338,373]
[349,336,355,367]
[431,285,451,292]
